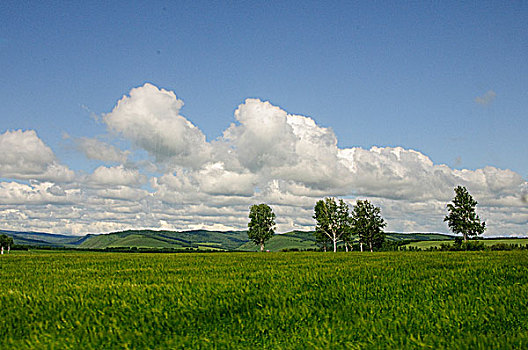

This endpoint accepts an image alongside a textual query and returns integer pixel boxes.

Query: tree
[444,186,486,241]
[313,198,351,252]
[248,204,276,252]
[0,234,14,254]
[351,200,386,252]
[314,228,331,252]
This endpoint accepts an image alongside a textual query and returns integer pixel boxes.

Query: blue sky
[0,1,527,235]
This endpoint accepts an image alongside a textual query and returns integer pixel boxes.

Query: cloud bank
[0,130,74,182]
[0,84,526,236]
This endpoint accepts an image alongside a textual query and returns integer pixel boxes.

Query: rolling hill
[2,229,458,252]
[77,229,248,251]
[385,232,455,241]
[1,230,87,247]
[237,230,317,251]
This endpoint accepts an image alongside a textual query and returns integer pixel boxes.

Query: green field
[404,238,528,250]
[1,251,527,348]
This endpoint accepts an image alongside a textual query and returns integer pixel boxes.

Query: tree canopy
[248,204,276,252]
[0,234,14,251]
[444,186,486,241]
[351,199,386,252]
[313,198,351,252]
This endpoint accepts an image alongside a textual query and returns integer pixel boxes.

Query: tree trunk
[360,243,363,252]
[333,239,337,253]
[345,244,349,252]
[260,243,265,252]
[463,233,467,242]
[369,241,373,252]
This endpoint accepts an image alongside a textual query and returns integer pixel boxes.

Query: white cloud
[223,99,298,172]
[222,99,351,192]
[0,84,526,237]
[339,146,454,200]
[96,186,150,201]
[88,165,146,187]
[0,130,74,182]
[150,170,202,204]
[0,181,80,205]
[196,162,257,196]
[103,83,210,168]
[75,137,129,163]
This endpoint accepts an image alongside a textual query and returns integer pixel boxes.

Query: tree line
[248,185,487,252]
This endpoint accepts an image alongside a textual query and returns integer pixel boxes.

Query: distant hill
[1,230,87,247]
[237,230,317,251]
[2,229,456,252]
[78,229,248,251]
[385,232,455,241]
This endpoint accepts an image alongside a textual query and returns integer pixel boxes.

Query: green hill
[237,230,317,251]
[385,232,455,241]
[78,229,248,251]
[3,228,462,252]
[2,230,87,247]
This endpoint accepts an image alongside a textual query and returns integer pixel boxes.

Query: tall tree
[351,200,386,252]
[313,198,351,252]
[248,204,276,252]
[444,186,486,241]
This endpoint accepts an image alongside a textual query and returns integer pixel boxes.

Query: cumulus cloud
[0,84,526,236]
[339,147,453,200]
[196,162,257,197]
[0,181,80,205]
[96,186,150,201]
[75,137,129,163]
[88,165,146,187]
[103,83,210,168]
[222,99,351,192]
[223,99,298,172]
[475,90,496,105]
[0,130,74,182]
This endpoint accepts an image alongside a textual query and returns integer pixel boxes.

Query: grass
[1,251,527,348]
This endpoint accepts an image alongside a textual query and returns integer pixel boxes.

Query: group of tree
[312,198,351,252]
[313,198,386,252]
[248,198,386,253]
[248,185,486,252]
